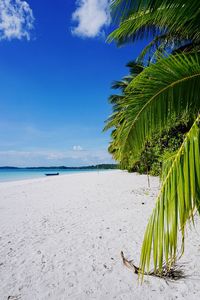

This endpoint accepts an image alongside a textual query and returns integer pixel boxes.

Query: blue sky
[0,0,148,167]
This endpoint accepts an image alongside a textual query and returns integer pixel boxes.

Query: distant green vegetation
[0,164,118,170]
[105,0,200,279]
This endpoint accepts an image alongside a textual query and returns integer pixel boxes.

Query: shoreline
[0,169,116,185]
[0,171,199,299]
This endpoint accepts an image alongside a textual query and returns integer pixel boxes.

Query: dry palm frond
[121,251,186,281]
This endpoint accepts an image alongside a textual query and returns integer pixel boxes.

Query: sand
[0,170,199,300]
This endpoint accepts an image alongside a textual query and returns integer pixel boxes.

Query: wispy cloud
[71,0,111,38]
[0,0,34,40]
[0,149,113,167]
[73,145,83,151]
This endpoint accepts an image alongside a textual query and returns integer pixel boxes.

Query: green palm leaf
[108,8,199,44]
[139,114,200,278]
[108,0,200,66]
[109,0,200,43]
[104,60,144,155]
[118,52,200,166]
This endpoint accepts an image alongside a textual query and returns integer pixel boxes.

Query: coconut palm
[106,0,200,278]
[104,61,144,168]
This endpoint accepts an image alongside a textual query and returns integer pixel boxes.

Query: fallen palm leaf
[121,251,186,281]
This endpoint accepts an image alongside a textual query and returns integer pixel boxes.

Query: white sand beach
[0,170,199,300]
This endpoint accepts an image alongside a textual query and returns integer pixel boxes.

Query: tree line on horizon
[0,164,118,170]
[105,0,200,280]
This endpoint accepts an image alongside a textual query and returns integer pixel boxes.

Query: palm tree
[106,0,200,278]
[104,61,144,169]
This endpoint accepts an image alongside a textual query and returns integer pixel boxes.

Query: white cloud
[71,0,111,38]
[0,149,114,167]
[0,0,34,40]
[73,145,83,151]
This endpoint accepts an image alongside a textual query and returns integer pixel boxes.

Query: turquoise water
[0,168,104,183]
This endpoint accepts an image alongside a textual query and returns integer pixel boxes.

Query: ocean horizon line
[0,164,118,183]
[0,164,118,170]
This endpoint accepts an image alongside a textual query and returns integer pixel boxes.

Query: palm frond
[108,1,200,45]
[110,0,171,21]
[108,94,124,104]
[126,60,144,75]
[118,52,200,166]
[111,79,129,90]
[161,151,177,182]
[104,60,144,133]
[139,114,200,278]
[107,10,163,45]
[136,34,191,64]
[136,34,168,64]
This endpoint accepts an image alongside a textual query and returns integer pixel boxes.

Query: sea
[0,168,104,183]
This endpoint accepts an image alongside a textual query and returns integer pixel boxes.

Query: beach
[0,170,199,300]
